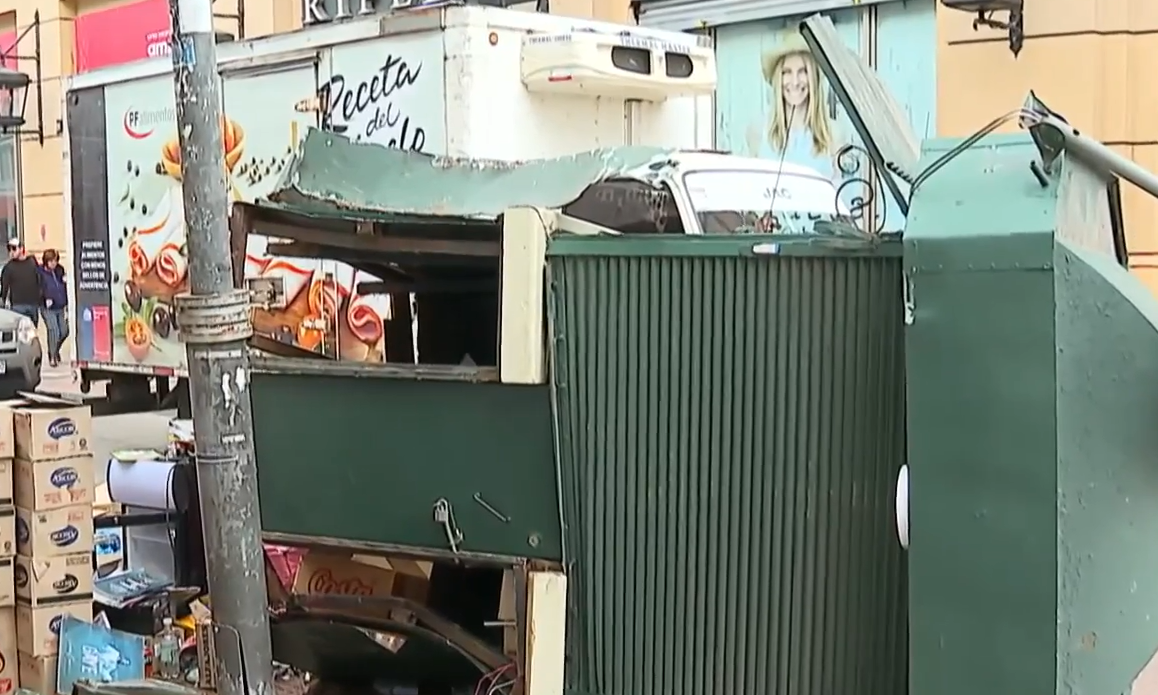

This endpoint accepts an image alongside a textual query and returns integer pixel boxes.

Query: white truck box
[62,5,715,378]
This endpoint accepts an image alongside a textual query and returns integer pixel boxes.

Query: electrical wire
[762,103,798,230]
[908,108,1042,195]
[486,678,516,695]
[473,663,514,695]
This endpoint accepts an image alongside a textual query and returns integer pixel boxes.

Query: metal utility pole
[167,2,274,695]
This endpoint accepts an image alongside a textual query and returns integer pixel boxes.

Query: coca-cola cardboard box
[291,552,395,597]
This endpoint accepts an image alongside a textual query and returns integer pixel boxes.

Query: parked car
[0,308,42,397]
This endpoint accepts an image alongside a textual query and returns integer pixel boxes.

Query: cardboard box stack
[11,398,95,692]
[0,403,19,693]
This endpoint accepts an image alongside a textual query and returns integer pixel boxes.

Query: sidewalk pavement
[39,364,78,393]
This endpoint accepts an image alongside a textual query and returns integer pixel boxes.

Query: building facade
[639,0,937,233]
[636,0,1158,284]
[0,0,1150,273]
[935,0,1158,294]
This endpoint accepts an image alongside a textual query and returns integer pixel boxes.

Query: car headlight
[17,317,36,344]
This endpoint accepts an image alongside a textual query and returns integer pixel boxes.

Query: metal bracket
[174,289,253,344]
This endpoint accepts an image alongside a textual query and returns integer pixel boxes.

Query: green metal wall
[249,359,561,560]
[548,235,908,695]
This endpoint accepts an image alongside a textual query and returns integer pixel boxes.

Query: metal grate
[548,237,908,695]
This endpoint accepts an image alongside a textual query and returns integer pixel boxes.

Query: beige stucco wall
[937,0,1158,293]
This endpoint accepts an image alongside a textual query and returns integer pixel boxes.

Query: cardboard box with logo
[91,483,124,580]
[14,456,93,512]
[15,601,91,656]
[292,552,396,597]
[12,400,91,463]
[0,460,12,511]
[15,507,93,559]
[0,509,14,560]
[195,619,217,691]
[17,653,54,695]
[0,400,22,461]
[292,552,432,624]
[0,558,13,608]
[0,607,18,693]
[14,554,92,607]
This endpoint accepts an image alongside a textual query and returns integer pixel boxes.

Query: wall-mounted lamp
[940,0,1024,57]
[0,10,44,146]
[0,68,30,131]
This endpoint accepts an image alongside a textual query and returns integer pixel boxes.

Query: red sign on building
[0,30,17,68]
[74,0,172,73]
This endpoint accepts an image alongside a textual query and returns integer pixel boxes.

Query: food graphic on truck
[100,53,427,369]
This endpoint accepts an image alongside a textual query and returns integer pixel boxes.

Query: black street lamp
[0,67,30,130]
[0,10,44,145]
[941,0,1025,57]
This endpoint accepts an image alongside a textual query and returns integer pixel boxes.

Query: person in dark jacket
[0,238,42,326]
[39,249,69,367]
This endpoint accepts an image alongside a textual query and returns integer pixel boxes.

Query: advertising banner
[75,0,171,73]
[69,86,114,365]
[97,31,446,371]
[102,75,184,369]
[714,4,936,233]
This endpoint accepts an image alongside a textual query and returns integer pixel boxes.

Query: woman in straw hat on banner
[745,31,845,182]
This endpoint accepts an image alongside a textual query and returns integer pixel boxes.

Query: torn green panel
[260,128,673,222]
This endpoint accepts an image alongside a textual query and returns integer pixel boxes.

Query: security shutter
[637,0,899,31]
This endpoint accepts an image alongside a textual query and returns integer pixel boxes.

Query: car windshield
[683,169,849,234]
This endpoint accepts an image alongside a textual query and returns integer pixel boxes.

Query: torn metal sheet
[262,128,676,222]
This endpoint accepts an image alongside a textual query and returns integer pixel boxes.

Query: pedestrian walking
[39,249,69,368]
[0,238,42,326]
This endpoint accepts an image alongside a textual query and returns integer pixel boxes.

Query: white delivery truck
[62,3,843,413]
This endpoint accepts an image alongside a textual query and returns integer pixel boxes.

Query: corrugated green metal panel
[549,239,907,695]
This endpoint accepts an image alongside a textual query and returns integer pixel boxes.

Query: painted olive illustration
[124,281,142,313]
[152,305,173,340]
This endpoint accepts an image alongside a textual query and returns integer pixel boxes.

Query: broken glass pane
[800,14,922,220]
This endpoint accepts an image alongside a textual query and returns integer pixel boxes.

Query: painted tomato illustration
[125,316,153,362]
[296,317,324,352]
